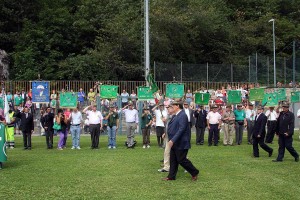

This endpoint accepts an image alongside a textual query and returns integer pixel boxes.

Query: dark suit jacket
[15,111,34,132]
[167,110,191,150]
[252,113,267,137]
[41,113,55,131]
[194,109,207,128]
[276,111,294,136]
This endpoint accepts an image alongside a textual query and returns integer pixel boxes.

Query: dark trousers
[45,129,54,148]
[208,124,219,145]
[277,135,299,161]
[235,122,244,145]
[167,147,199,180]
[252,134,273,157]
[265,121,277,143]
[90,124,100,148]
[22,131,32,148]
[196,127,205,144]
[142,127,150,145]
[247,120,254,144]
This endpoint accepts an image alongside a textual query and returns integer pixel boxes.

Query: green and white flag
[59,92,78,108]
[249,88,264,101]
[275,88,286,101]
[291,91,300,103]
[0,123,7,162]
[146,74,159,93]
[166,83,184,98]
[0,98,3,109]
[195,93,210,105]
[227,90,241,104]
[100,85,118,99]
[262,93,278,107]
[138,86,154,100]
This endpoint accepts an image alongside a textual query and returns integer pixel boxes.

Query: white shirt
[297,109,300,117]
[70,111,82,125]
[86,110,103,125]
[206,111,222,124]
[265,110,277,121]
[123,109,139,123]
[154,109,168,127]
[245,109,256,121]
[184,108,191,122]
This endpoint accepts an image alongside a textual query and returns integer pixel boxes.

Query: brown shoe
[192,175,198,181]
[162,177,175,181]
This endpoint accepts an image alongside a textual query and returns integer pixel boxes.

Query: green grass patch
[1,134,300,200]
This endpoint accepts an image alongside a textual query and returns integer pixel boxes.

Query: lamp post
[269,19,276,87]
[145,0,150,86]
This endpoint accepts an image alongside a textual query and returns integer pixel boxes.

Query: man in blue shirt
[78,88,85,109]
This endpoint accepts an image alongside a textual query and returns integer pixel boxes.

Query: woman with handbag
[55,109,68,150]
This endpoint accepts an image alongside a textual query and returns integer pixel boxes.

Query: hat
[171,100,183,106]
[109,104,115,108]
[226,104,232,108]
[257,105,264,110]
[282,102,290,107]
[237,104,243,107]
[248,103,253,106]
[212,104,218,108]
[159,103,164,106]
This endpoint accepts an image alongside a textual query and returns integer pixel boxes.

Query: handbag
[53,121,61,130]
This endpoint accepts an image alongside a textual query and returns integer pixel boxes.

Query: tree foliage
[0,0,299,80]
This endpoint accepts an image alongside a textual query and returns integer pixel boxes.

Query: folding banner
[32,81,50,103]
[138,86,154,100]
[166,83,184,98]
[227,90,241,104]
[100,85,118,99]
[0,98,3,109]
[291,91,300,103]
[262,93,278,107]
[195,93,210,105]
[249,88,264,101]
[146,74,159,93]
[275,88,286,101]
[0,124,7,162]
[59,92,78,108]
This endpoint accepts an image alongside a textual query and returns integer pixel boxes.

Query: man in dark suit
[194,105,207,145]
[41,107,55,149]
[252,106,273,158]
[15,107,34,150]
[273,102,299,162]
[183,102,195,128]
[163,100,199,181]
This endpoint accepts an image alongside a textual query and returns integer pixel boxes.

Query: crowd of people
[0,84,299,177]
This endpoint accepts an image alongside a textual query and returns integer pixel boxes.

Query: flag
[0,123,7,162]
[275,88,286,101]
[59,92,78,108]
[166,83,184,98]
[291,91,300,103]
[227,90,241,104]
[262,93,278,107]
[138,86,154,100]
[195,93,210,105]
[0,98,3,109]
[100,85,118,99]
[4,94,10,124]
[249,88,264,101]
[146,74,159,93]
[32,81,50,103]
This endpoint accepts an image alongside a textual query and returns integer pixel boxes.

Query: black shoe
[199,143,204,145]
[0,162,2,169]
[24,147,28,150]
[252,155,259,158]
[269,150,273,157]
[208,144,212,146]
[214,144,218,146]
[295,157,299,162]
[272,160,283,162]
[28,147,32,150]
[160,159,164,163]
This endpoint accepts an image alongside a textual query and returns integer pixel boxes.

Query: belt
[90,124,100,125]
[71,124,80,126]
[224,122,234,125]
[127,122,135,123]
[268,120,276,122]
[209,123,219,125]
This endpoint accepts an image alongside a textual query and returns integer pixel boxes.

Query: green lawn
[1,133,300,200]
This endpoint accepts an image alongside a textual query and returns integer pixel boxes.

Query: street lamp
[269,18,276,87]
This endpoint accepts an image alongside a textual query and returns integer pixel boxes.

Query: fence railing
[1,80,256,94]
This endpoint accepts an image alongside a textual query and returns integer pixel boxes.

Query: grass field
[1,133,300,200]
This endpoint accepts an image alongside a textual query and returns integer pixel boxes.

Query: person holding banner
[0,114,7,169]
[15,107,34,150]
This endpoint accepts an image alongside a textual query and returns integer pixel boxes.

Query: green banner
[0,98,3,109]
[0,123,7,162]
[262,93,278,107]
[275,88,286,101]
[100,85,118,99]
[146,74,159,93]
[195,93,210,105]
[59,92,78,108]
[249,88,264,101]
[227,90,241,104]
[138,86,154,100]
[166,83,184,98]
[291,91,300,103]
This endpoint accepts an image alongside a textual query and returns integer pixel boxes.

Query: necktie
[169,115,176,124]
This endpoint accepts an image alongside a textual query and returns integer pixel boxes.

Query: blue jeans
[107,126,117,147]
[70,125,81,148]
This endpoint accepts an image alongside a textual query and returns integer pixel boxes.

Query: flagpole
[144,0,150,86]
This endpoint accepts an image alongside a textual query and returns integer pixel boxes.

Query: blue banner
[32,81,50,103]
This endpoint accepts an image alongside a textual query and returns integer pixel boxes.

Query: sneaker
[57,147,63,150]
[76,147,81,150]
[112,146,116,149]
[143,145,146,149]
[108,146,112,149]
[158,169,169,172]
[71,146,75,150]
[147,145,150,148]
[10,146,14,149]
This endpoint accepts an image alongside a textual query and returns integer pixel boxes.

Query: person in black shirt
[41,107,55,149]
